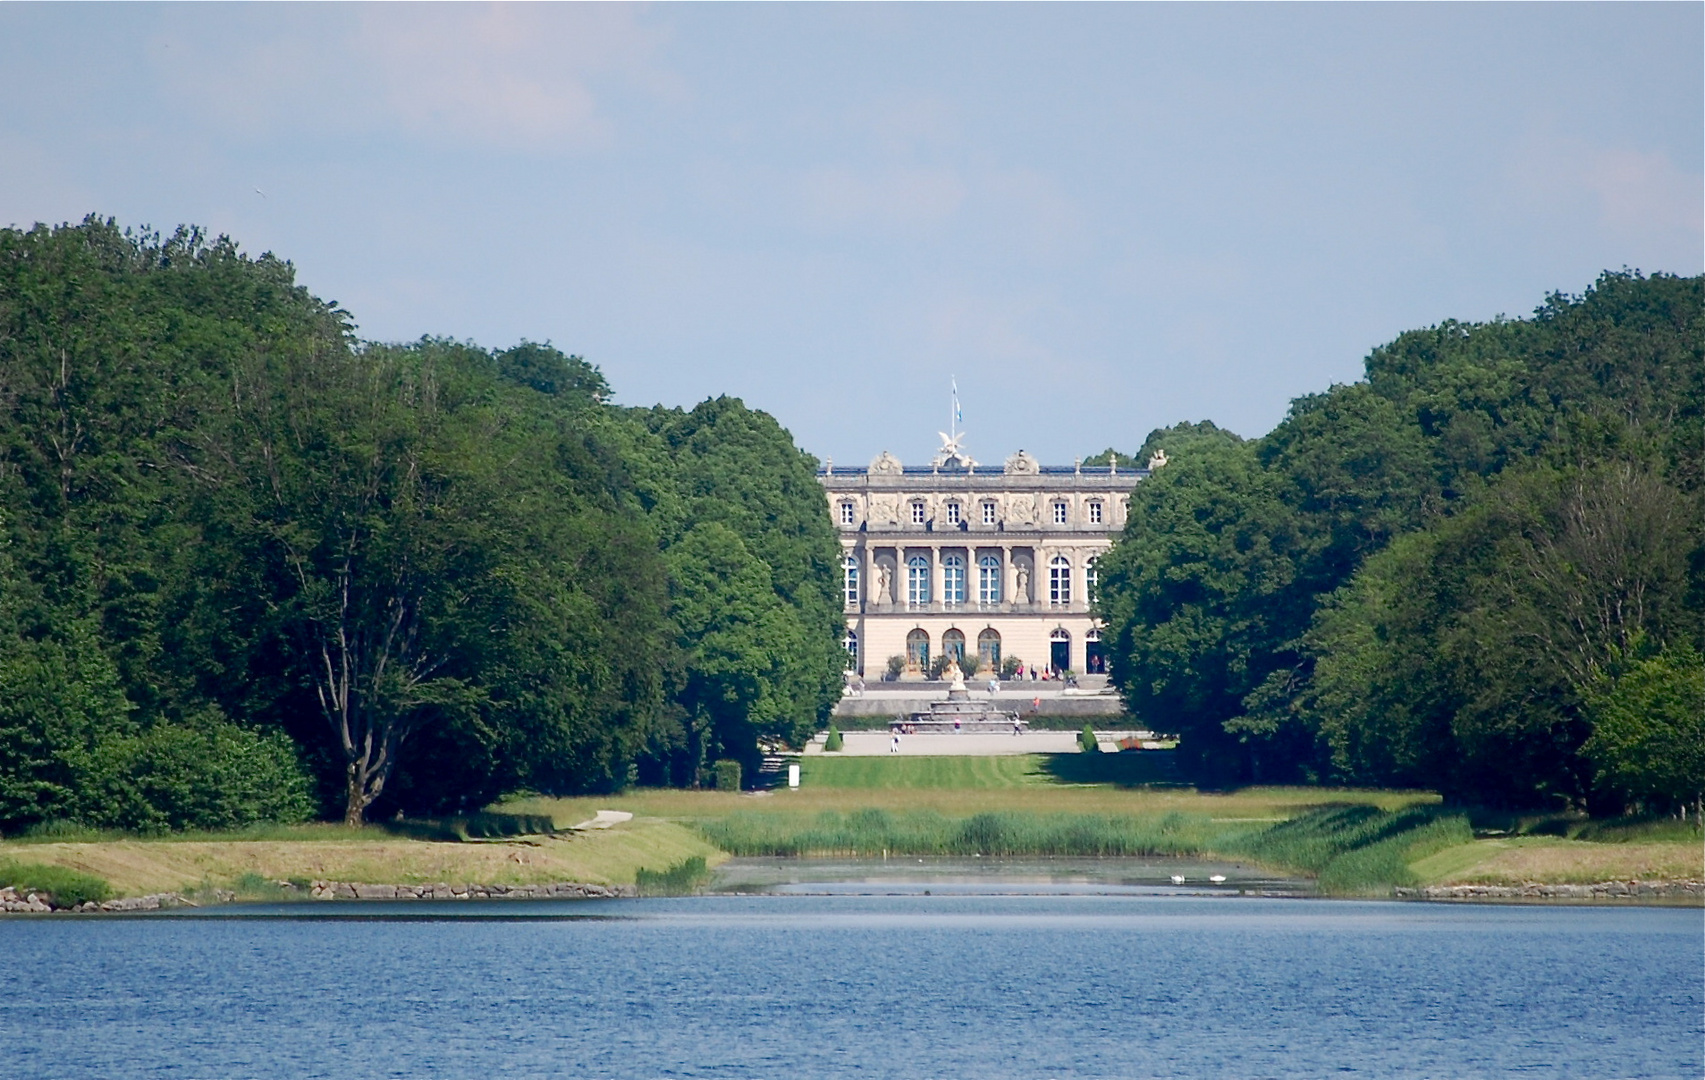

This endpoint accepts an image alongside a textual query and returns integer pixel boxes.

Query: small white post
[787,763,801,789]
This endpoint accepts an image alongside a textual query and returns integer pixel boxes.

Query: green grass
[0,859,112,906]
[1222,805,1474,895]
[5,819,400,845]
[799,752,1182,789]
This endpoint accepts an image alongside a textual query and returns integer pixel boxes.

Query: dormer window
[1052,501,1069,525]
[911,501,927,525]
[839,501,856,526]
[945,502,962,526]
[981,501,997,525]
[1087,501,1103,525]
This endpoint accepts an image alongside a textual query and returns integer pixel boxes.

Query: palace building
[820,436,1160,680]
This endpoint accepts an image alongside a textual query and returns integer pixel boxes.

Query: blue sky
[2,3,1699,465]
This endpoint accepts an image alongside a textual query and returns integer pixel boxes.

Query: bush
[0,859,110,907]
[884,655,905,681]
[1000,657,1022,679]
[81,712,316,832]
[1079,724,1099,754]
[824,727,843,753]
[712,759,742,792]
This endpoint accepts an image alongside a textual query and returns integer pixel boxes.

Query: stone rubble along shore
[1,880,632,913]
[306,880,634,900]
[1395,880,1704,902]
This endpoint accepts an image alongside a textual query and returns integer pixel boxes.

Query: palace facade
[820,439,1155,680]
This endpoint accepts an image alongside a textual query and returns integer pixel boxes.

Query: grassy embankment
[0,818,720,901]
[5,753,1699,901]
[508,755,1702,896]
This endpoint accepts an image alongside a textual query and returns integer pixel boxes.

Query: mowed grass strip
[799,755,1048,789]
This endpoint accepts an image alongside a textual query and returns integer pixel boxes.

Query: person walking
[890,732,900,754]
[987,676,1000,697]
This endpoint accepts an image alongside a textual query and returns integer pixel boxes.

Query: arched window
[942,628,966,667]
[1049,628,1071,673]
[839,501,856,526]
[843,555,860,606]
[977,628,1002,671]
[942,553,965,606]
[978,554,1002,605]
[1084,629,1104,675]
[1085,556,1099,603]
[907,555,931,606]
[906,628,930,671]
[843,630,859,671]
[1049,556,1072,605]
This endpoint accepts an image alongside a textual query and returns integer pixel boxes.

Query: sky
[1,3,1699,466]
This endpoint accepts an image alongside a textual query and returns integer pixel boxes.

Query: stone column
[930,544,941,608]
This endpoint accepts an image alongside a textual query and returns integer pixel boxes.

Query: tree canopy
[0,217,844,829]
[1096,271,1704,809]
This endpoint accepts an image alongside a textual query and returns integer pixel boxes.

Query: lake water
[2,864,1700,1079]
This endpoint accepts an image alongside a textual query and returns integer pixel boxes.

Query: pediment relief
[870,451,903,475]
[1004,450,1040,475]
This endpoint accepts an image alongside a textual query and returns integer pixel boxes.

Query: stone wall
[1394,880,1704,902]
[1,880,633,912]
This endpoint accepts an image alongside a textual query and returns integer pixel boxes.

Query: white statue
[1147,448,1169,471]
[875,562,892,601]
[1015,565,1030,602]
[933,431,976,469]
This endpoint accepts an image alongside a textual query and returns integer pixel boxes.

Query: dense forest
[0,218,846,830]
[1095,271,1705,812]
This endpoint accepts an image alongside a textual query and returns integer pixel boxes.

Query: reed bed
[697,807,1242,858]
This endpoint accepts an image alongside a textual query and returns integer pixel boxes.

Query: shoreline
[5,867,1700,913]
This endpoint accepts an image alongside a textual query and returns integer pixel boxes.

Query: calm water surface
[2,884,1699,1079]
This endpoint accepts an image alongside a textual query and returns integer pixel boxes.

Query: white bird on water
[1170,874,1185,885]
[1209,874,1227,884]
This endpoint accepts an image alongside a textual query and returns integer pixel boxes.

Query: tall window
[942,629,966,667]
[1052,501,1069,525]
[843,555,860,606]
[906,628,930,671]
[1085,556,1098,603]
[945,502,962,526]
[942,553,965,606]
[839,501,856,526]
[1087,501,1103,525]
[977,628,1002,671]
[1049,555,1072,605]
[843,630,859,670]
[978,554,1002,604]
[981,501,997,525]
[911,501,927,525]
[1050,628,1071,673]
[907,555,931,605]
